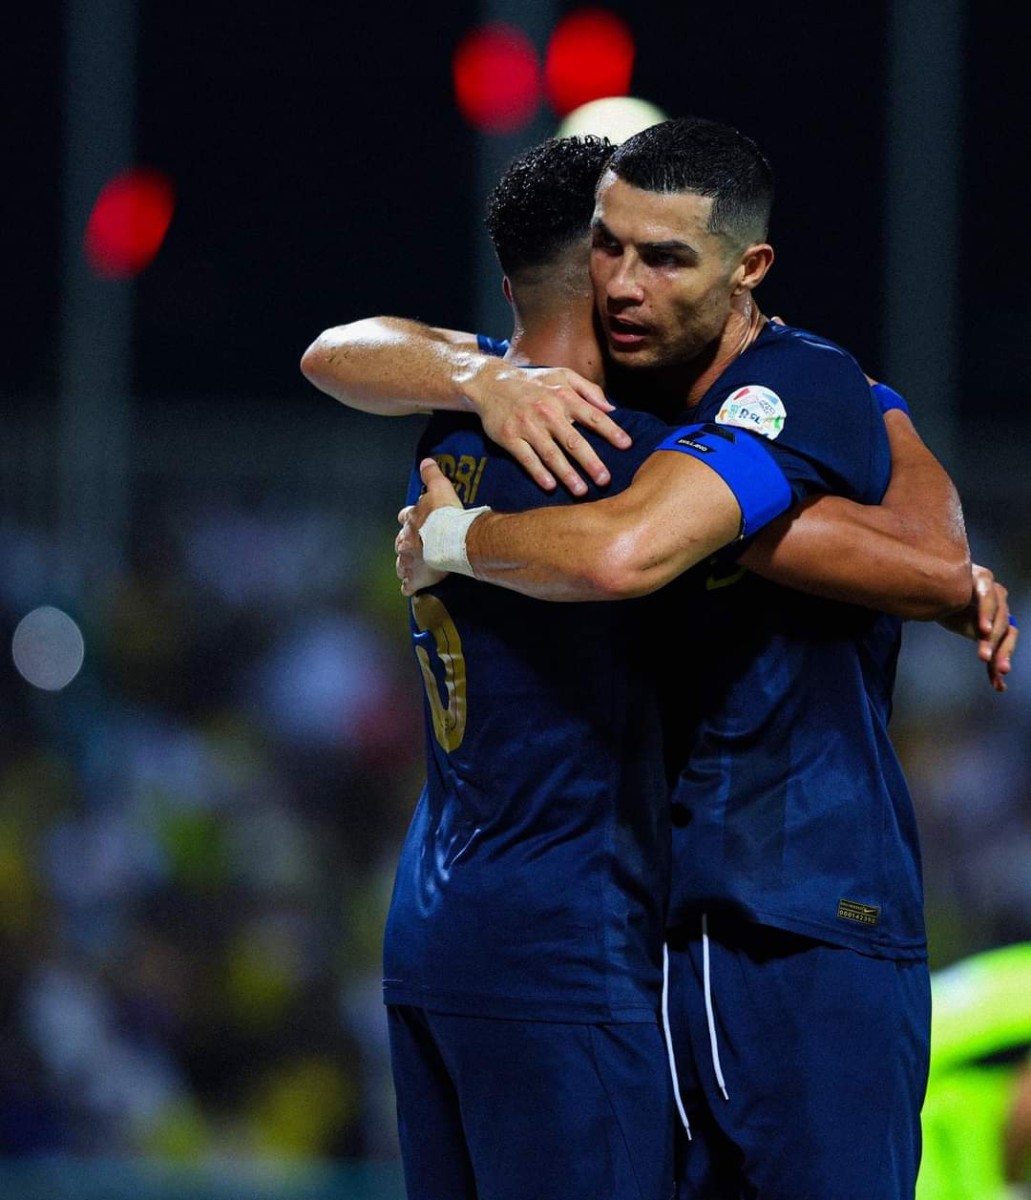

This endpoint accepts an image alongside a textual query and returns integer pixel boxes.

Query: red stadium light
[545,8,635,117]
[84,168,176,280]
[453,24,542,135]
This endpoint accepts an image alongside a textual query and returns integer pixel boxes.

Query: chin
[607,345,659,370]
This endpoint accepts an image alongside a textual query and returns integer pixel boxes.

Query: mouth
[606,314,651,349]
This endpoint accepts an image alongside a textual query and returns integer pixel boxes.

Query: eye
[643,250,679,268]
[591,229,621,255]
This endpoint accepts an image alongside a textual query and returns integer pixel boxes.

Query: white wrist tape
[419,505,492,576]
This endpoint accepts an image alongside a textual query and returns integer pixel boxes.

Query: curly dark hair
[486,135,614,278]
[609,117,774,246]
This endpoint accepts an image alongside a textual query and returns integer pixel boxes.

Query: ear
[732,244,774,294]
[502,276,514,304]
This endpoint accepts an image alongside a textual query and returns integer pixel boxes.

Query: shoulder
[699,323,887,503]
[735,322,870,396]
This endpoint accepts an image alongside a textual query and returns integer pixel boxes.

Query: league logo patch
[715,385,786,440]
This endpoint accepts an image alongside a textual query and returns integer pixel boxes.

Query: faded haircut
[608,117,773,247]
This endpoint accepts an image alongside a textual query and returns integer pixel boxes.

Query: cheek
[589,253,611,291]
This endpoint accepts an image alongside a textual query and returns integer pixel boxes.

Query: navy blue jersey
[664,321,926,959]
[384,407,674,1022]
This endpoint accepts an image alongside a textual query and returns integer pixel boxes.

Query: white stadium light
[556,96,668,143]
[12,606,86,691]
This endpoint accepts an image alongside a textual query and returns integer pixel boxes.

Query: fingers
[476,368,632,495]
[988,619,1019,693]
[967,565,1017,692]
[394,524,431,596]
[984,583,1010,659]
[396,481,451,596]
[970,570,1006,664]
[970,564,997,639]
[519,428,606,498]
[498,400,633,495]
[419,457,462,506]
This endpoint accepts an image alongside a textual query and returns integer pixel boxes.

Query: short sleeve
[654,423,793,536]
[698,329,891,506]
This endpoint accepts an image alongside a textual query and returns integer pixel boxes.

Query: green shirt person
[918,943,1031,1199]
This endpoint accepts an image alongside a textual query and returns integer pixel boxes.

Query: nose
[603,254,645,307]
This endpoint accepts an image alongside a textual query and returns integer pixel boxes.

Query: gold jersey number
[411,593,468,753]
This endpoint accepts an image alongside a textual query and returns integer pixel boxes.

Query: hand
[396,458,463,597]
[467,359,631,496]
[939,563,1018,692]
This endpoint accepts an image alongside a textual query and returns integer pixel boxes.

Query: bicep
[590,451,744,592]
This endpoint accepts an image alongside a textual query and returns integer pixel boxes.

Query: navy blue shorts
[666,916,930,1200]
[387,1005,675,1200]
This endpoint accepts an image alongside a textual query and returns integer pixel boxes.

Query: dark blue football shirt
[383,385,794,1020]
[663,321,926,960]
[383,407,671,1021]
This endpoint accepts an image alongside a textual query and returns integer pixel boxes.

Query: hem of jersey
[667,907,928,961]
[382,985,659,1024]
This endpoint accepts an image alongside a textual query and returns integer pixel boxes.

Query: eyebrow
[644,239,698,259]
[591,218,700,262]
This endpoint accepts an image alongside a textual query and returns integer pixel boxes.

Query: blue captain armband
[871,382,910,417]
[655,422,794,536]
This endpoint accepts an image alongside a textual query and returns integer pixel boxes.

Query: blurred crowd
[0,474,1028,1171]
[0,488,422,1164]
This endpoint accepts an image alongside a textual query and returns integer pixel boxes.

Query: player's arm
[300,318,482,416]
[300,316,629,495]
[396,426,791,602]
[738,407,970,619]
[738,401,1017,688]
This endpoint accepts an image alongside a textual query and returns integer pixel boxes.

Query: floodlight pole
[882,0,964,468]
[58,0,136,590]
[473,0,557,337]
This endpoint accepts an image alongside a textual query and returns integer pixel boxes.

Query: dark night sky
[5,2,1030,421]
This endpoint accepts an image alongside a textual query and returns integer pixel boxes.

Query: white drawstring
[661,943,692,1139]
[701,913,729,1101]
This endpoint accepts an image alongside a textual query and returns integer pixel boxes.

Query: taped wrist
[419,506,492,576]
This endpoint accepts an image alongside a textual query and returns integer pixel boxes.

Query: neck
[506,298,606,385]
[684,292,767,406]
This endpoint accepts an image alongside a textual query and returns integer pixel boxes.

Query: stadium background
[3,1,1029,1195]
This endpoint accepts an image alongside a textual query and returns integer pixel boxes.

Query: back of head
[608,117,774,249]
[486,136,613,281]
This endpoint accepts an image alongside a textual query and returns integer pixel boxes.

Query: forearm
[740,498,969,618]
[300,317,484,415]
[461,459,740,601]
[879,409,968,555]
[741,410,971,619]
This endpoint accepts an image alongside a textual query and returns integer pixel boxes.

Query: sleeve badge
[715,385,786,440]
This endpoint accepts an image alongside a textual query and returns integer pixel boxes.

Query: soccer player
[389,119,1009,1200]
